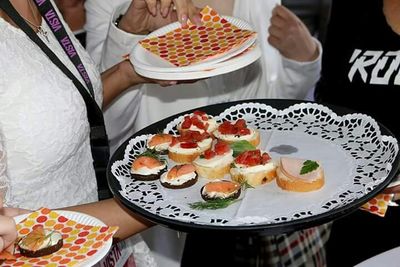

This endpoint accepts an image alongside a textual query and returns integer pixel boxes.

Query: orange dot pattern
[360,193,394,217]
[139,6,256,67]
[3,208,118,267]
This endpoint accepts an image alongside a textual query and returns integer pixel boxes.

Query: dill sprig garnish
[137,149,167,163]
[188,198,241,210]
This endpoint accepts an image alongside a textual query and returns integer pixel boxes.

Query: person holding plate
[85,0,326,266]
[0,0,196,266]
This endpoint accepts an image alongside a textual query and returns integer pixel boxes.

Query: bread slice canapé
[193,140,234,179]
[201,180,241,201]
[276,157,325,192]
[230,149,276,187]
[160,164,198,189]
[18,226,63,258]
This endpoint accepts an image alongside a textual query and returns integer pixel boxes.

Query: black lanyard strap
[34,0,94,97]
[0,0,111,199]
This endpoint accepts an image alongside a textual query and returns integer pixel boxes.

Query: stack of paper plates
[130,16,261,80]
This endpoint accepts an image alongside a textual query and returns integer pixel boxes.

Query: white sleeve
[278,38,323,100]
[85,0,148,154]
[0,131,10,205]
[85,0,146,70]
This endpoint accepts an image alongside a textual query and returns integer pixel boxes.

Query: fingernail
[162,7,169,17]
[151,7,157,16]
[181,14,188,25]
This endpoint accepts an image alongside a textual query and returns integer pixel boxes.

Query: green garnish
[188,198,241,210]
[300,160,319,175]
[139,149,161,159]
[230,141,256,157]
[138,149,166,163]
[240,180,254,190]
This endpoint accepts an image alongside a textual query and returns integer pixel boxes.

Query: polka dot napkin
[2,208,118,267]
[139,6,256,67]
[361,193,395,217]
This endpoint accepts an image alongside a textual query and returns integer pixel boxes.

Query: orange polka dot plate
[3,208,118,267]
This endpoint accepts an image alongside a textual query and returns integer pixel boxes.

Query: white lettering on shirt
[348,49,400,85]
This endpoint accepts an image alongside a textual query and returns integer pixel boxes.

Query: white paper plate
[14,210,112,267]
[131,16,257,73]
[134,43,261,80]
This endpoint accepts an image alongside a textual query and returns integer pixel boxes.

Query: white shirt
[85,0,322,154]
[0,4,102,210]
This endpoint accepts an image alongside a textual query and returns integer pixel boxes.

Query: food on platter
[147,133,173,154]
[160,164,198,189]
[131,151,167,181]
[276,157,324,192]
[213,119,260,147]
[230,149,276,187]
[18,226,63,258]
[193,140,234,179]
[168,131,212,163]
[177,110,219,135]
[200,180,241,201]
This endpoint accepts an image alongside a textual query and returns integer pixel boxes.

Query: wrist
[118,60,146,88]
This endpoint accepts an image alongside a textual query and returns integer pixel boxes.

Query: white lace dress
[0,14,102,210]
[0,9,157,267]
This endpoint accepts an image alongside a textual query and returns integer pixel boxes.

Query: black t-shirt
[315,0,400,138]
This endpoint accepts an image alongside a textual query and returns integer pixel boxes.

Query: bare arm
[63,198,154,241]
[101,60,176,108]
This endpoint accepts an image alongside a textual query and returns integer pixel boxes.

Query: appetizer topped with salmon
[147,133,173,154]
[193,140,234,179]
[213,119,260,147]
[168,130,213,163]
[230,149,276,187]
[276,157,325,192]
[18,225,63,258]
[201,180,241,201]
[160,164,198,189]
[131,151,167,181]
[177,110,218,135]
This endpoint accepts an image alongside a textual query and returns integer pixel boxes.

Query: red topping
[214,141,230,155]
[181,116,192,129]
[180,111,211,131]
[204,149,216,159]
[172,131,211,149]
[218,119,251,135]
[180,142,198,148]
[201,141,230,159]
[235,150,271,166]
[193,110,206,116]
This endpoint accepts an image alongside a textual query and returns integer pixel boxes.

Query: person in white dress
[0,0,198,266]
[85,0,323,266]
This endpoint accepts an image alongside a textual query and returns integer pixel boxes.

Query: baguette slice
[230,165,276,187]
[276,157,324,192]
[214,129,260,147]
[193,142,234,180]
